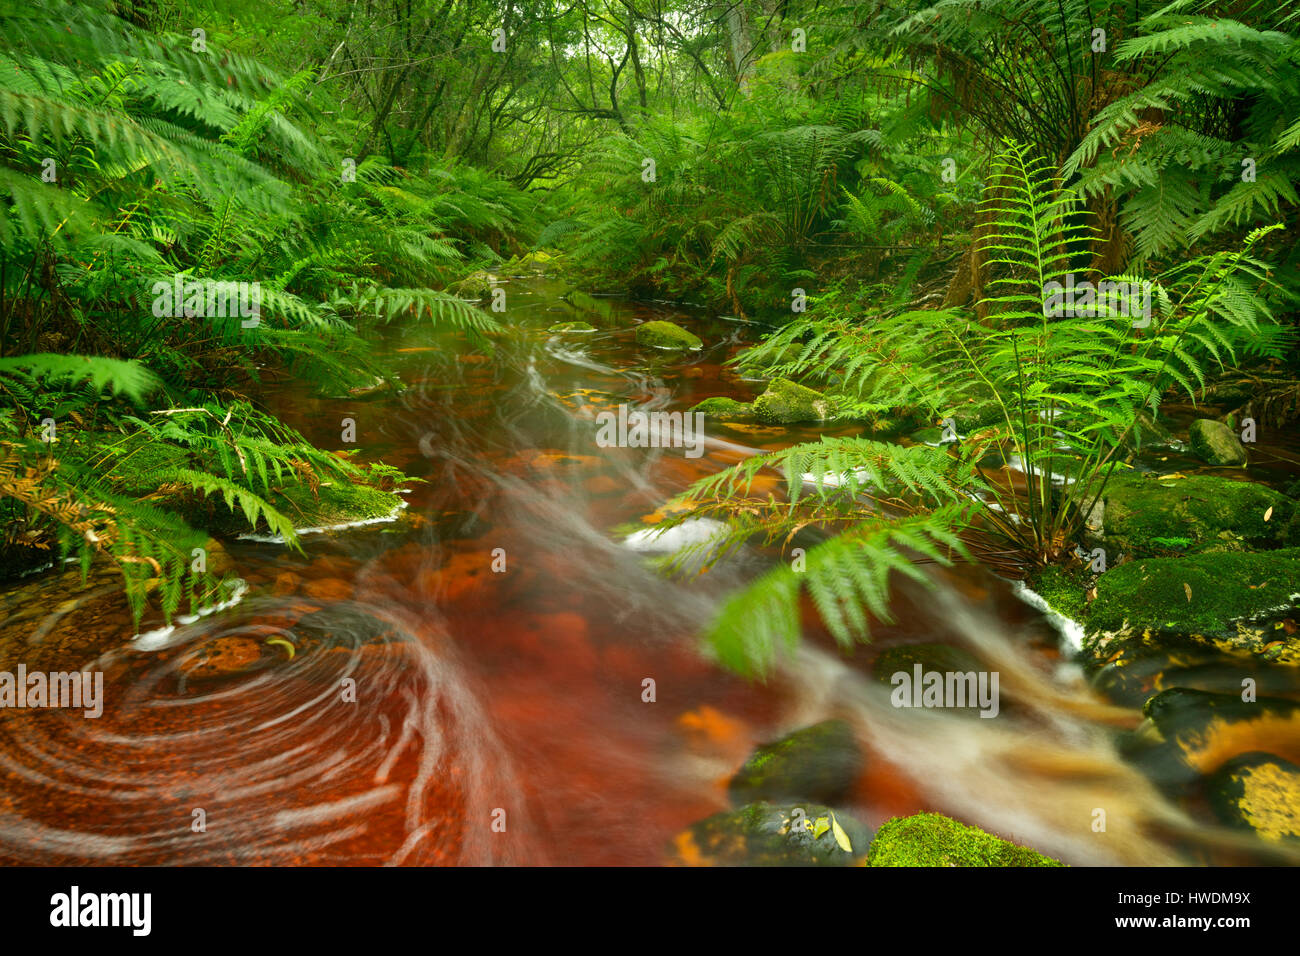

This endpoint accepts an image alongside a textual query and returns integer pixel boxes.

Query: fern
[651,142,1284,676]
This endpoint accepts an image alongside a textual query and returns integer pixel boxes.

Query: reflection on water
[0,273,1296,865]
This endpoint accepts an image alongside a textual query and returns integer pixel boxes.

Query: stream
[0,271,1296,866]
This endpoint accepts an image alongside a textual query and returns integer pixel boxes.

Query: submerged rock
[1207,752,1300,842]
[670,801,870,866]
[1189,419,1247,466]
[872,643,984,682]
[866,812,1064,866]
[1101,473,1297,558]
[728,720,863,806]
[547,320,596,333]
[634,320,702,350]
[871,643,994,718]
[453,269,498,301]
[1123,688,1300,787]
[752,377,830,424]
[689,396,754,421]
[1082,549,1300,667]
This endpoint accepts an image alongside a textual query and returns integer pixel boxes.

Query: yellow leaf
[812,816,830,839]
[264,637,296,659]
[1183,582,1192,603]
[830,812,853,853]
[1264,506,1274,522]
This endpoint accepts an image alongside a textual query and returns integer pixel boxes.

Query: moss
[751,377,831,424]
[547,320,596,332]
[728,720,863,805]
[634,320,702,350]
[1086,549,1300,647]
[689,396,754,421]
[1189,418,1247,466]
[1102,473,1298,557]
[1026,564,1090,622]
[872,643,984,684]
[452,269,498,300]
[1207,752,1300,842]
[866,812,1064,867]
[940,397,1004,433]
[69,430,195,493]
[670,801,871,866]
[268,481,402,528]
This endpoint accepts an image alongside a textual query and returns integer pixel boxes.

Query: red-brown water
[1,274,1297,865]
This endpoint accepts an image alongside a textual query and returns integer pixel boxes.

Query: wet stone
[670,801,870,866]
[728,720,864,806]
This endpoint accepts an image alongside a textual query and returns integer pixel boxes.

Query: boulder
[1100,473,1297,558]
[752,377,830,424]
[728,720,863,805]
[1123,688,1300,787]
[1207,752,1300,842]
[689,397,754,422]
[1189,419,1247,466]
[1082,549,1300,667]
[452,270,498,301]
[669,801,870,866]
[872,642,985,684]
[634,320,702,350]
[866,812,1063,866]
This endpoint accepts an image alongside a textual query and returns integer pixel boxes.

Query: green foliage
[0,0,517,618]
[867,812,1065,866]
[1064,0,1300,263]
[650,143,1283,676]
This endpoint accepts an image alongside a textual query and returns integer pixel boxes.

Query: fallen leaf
[1183,582,1193,603]
[812,816,830,839]
[1264,506,1274,522]
[264,637,296,659]
[830,811,853,853]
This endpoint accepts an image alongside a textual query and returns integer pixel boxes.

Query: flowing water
[1,273,1297,866]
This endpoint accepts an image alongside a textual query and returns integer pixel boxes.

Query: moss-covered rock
[866,812,1064,867]
[751,377,831,424]
[1123,688,1300,787]
[871,643,985,684]
[1207,752,1300,842]
[547,320,596,333]
[1083,549,1300,666]
[728,720,863,806]
[870,643,997,718]
[1025,564,1091,623]
[669,801,870,866]
[1189,419,1247,466]
[452,269,498,300]
[939,397,1004,433]
[268,481,403,530]
[503,249,559,274]
[1101,473,1298,558]
[689,396,754,421]
[634,320,702,350]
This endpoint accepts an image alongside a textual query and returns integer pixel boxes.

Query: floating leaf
[829,811,853,853]
[264,637,296,659]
